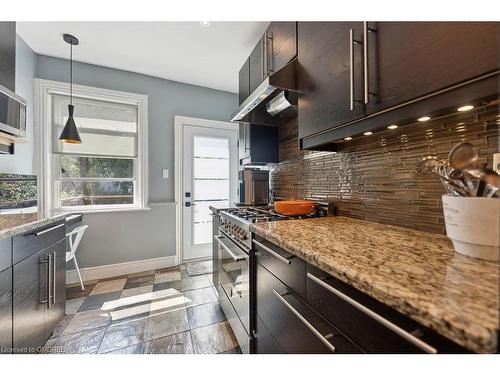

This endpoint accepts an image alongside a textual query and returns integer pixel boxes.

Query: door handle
[273,289,336,352]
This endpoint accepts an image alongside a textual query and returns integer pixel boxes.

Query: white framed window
[36,79,148,215]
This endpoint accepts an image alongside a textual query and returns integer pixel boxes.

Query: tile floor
[42,262,241,354]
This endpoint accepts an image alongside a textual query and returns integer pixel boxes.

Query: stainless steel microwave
[0,84,27,138]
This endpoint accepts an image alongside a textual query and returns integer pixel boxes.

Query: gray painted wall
[0,36,36,174]
[35,55,238,268]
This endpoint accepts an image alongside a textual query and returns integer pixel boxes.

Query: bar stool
[66,225,88,291]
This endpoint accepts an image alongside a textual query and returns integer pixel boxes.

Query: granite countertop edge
[0,213,72,240]
[250,217,499,354]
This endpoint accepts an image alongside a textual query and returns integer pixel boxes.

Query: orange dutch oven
[274,199,315,216]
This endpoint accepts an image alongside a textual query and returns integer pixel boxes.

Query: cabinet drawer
[13,221,66,264]
[306,265,454,353]
[254,314,283,354]
[253,235,305,298]
[256,262,362,354]
[0,238,11,272]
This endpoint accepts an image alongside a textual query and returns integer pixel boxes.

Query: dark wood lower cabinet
[0,268,12,354]
[251,236,469,354]
[44,240,66,341]
[256,262,362,354]
[13,248,48,353]
[254,314,283,354]
[13,239,66,353]
[306,265,468,353]
[253,235,306,299]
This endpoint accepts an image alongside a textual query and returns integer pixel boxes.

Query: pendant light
[59,33,82,144]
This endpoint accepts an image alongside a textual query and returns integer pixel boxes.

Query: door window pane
[194,157,229,179]
[193,179,229,201]
[192,136,230,245]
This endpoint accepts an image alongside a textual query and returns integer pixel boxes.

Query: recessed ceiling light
[344,137,352,141]
[200,21,210,27]
[363,131,373,136]
[387,124,398,130]
[418,116,431,122]
[457,105,474,112]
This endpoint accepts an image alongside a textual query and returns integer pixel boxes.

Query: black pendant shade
[59,104,82,144]
[59,33,82,144]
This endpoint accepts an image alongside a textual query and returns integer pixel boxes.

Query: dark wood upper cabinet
[239,124,279,166]
[249,37,265,94]
[238,58,250,105]
[298,22,365,140]
[366,22,500,114]
[0,22,16,92]
[266,22,297,74]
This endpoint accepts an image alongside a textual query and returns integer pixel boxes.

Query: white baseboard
[66,255,178,285]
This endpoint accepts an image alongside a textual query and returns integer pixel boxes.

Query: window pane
[194,136,229,159]
[191,135,231,245]
[52,94,138,157]
[60,156,133,178]
[194,179,229,201]
[194,157,229,179]
[60,181,134,207]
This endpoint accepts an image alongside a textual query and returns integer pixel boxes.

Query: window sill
[56,206,152,215]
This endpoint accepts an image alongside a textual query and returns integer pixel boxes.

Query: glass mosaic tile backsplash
[271,102,499,234]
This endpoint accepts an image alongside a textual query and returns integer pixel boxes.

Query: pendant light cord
[70,43,73,105]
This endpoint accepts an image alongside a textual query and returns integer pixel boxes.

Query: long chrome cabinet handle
[349,28,355,111]
[306,273,437,354]
[363,21,369,104]
[52,251,57,304]
[252,239,291,264]
[267,32,274,75]
[33,223,65,236]
[273,289,336,352]
[262,32,268,79]
[214,235,246,262]
[47,253,52,309]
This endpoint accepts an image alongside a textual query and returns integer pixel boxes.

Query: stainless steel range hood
[231,58,298,126]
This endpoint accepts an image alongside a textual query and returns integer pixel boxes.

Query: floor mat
[186,260,213,276]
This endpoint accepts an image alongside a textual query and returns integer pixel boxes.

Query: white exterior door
[181,122,238,262]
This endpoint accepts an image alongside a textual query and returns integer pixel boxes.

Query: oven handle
[214,235,246,262]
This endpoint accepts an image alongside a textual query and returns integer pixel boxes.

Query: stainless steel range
[213,206,323,354]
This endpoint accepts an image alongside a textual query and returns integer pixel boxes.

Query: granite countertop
[250,216,499,353]
[0,213,73,239]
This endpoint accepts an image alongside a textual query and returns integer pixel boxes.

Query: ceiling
[17,21,269,93]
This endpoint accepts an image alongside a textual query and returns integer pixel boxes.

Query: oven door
[215,232,250,334]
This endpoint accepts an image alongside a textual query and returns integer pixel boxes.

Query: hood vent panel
[231,58,298,126]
